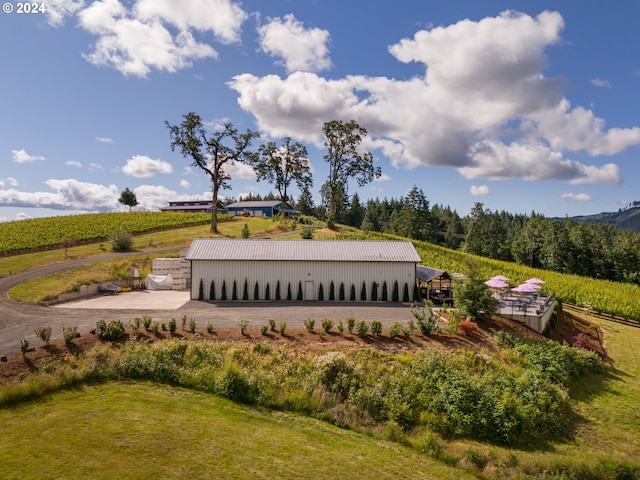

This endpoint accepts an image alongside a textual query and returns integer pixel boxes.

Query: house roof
[226,200,283,209]
[185,239,421,263]
[416,265,465,282]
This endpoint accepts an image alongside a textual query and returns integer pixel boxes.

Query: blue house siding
[225,201,299,218]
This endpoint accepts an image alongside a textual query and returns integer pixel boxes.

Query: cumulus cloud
[45,0,85,26]
[76,0,247,77]
[0,179,119,211]
[258,14,331,73]
[374,173,392,182]
[66,160,82,168]
[122,155,173,178]
[470,185,490,196]
[591,78,611,88]
[96,137,114,143]
[1,177,19,187]
[561,192,592,202]
[230,10,640,185]
[180,179,191,188]
[224,161,256,180]
[12,149,45,163]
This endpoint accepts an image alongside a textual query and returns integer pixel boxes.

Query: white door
[305,281,315,300]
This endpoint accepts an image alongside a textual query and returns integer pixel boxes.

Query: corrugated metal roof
[226,200,282,208]
[185,239,421,262]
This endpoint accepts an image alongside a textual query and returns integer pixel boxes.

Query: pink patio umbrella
[484,278,509,288]
[491,275,510,281]
[512,282,541,293]
[525,277,545,284]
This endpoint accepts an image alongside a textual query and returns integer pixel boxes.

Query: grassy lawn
[0,382,470,480]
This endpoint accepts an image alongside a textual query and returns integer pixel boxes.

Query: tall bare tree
[323,120,380,229]
[253,137,312,210]
[166,112,260,233]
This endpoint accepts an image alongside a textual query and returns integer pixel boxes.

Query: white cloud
[12,149,45,163]
[88,163,104,171]
[15,212,33,220]
[470,185,490,196]
[135,0,247,44]
[258,14,331,73]
[230,10,640,185]
[224,161,256,180]
[374,173,391,182]
[180,179,191,188]
[561,192,592,202]
[591,78,611,88]
[460,140,622,184]
[45,0,85,26]
[77,0,247,77]
[66,160,83,168]
[0,179,119,211]
[5,177,18,187]
[0,181,3,190]
[96,137,115,143]
[122,155,173,178]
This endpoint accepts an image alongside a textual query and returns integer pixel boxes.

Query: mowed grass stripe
[0,382,469,480]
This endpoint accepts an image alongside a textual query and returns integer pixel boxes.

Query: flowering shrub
[572,332,591,349]
[459,320,480,336]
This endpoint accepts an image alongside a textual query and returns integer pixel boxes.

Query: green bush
[265,283,270,300]
[297,281,303,301]
[240,319,249,335]
[287,282,292,300]
[275,280,281,300]
[206,322,214,334]
[20,338,29,355]
[371,282,378,301]
[403,283,410,302]
[329,281,335,301]
[278,321,287,335]
[62,326,77,344]
[389,321,401,339]
[168,318,177,333]
[221,281,227,300]
[321,318,334,333]
[254,281,259,300]
[370,320,382,337]
[350,284,356,301]
[210,281,215,300]
[233,280,238,301]
[347,316,356,334]
[141,315,152,330]
[95,319,125,340]
[337,319,344,334]
[392,281,399,302]
[318,283,324,301]
[34,326,52,345]
[361,282,367,301]
[109,225,133,252]
[300,225,314,239]
[189,318,197,334]
[356,320,369,337]
[382,281,388,301]
[261,324,268,335]
[198,279,204,300]
[304,318,315,332]
[243,279,249,300]
[411,300,438,336]
[268,318,277,332]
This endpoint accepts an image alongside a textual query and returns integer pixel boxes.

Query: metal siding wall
[190,260,415,301]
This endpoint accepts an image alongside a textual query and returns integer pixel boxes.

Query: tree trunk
[211,181,219,233]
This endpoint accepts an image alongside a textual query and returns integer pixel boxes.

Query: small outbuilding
[185,239,421,302]
[416,266,464,305]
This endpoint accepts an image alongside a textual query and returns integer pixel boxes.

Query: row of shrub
[5,331,605,447]
[198,278,420,302]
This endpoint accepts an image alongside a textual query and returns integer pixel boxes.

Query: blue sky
[1,0,639,222]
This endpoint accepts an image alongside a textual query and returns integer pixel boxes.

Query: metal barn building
[185,239,421,301]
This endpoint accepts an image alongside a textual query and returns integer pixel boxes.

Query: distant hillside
[558,206,640,233]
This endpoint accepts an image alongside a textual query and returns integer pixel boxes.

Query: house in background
[160,201,216,213]
[225,200,300,218]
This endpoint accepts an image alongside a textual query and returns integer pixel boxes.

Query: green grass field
[0,382,471,480]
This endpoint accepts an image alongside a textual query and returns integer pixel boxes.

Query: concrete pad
[55,291,191,310]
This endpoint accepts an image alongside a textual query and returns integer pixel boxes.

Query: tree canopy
[322,120,380,229]
[166,112,260,233]
[118,188,138,211]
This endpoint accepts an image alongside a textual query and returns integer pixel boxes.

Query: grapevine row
[0,212,211,256]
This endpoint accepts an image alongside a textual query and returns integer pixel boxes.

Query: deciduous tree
[322,120,381,229]
[166,112,260,233]
[118,188,138,211]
